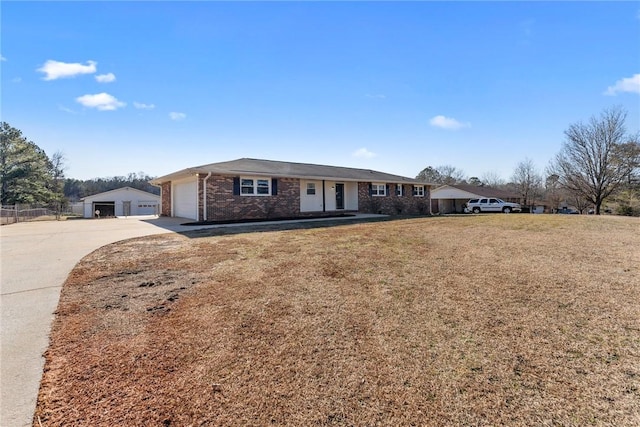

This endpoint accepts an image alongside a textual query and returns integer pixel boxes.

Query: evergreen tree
[0,122,54,205]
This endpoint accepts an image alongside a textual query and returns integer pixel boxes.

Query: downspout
[195,173,200,221]
[203,172,212,221]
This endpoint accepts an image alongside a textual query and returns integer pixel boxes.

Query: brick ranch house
[150,158,433,222]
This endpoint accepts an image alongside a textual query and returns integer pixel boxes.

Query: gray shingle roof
[436,183,520,200]
[151,158,431,185]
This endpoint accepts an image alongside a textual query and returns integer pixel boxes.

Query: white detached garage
[81,187,161,218]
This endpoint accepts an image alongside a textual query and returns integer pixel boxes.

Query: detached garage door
[173,180,197,219]
[137,202,158,215]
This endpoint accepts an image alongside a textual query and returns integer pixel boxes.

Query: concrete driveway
[0,216,201,427]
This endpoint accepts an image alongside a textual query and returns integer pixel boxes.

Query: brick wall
[204,175,302,221]
[357,183,431,215]
[165,176,431,221]
[160,182,171,216]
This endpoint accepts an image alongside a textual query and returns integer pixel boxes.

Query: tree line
[2,106,639,215]
[417,107,640,215]
[0,122,158,210]
[63,173,159,202]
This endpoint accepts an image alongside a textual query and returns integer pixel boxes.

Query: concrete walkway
[0,214,382,426]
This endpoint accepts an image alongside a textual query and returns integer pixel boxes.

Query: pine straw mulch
[34,215,640,426]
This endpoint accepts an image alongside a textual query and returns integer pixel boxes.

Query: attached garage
[172,178,198,220]
[81,187,160,218]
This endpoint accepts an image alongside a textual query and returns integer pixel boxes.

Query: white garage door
[136,202,158,215]
[173,180,197,219]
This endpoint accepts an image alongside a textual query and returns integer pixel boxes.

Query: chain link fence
[1,205,61,225]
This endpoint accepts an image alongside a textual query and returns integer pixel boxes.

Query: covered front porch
[299,180,358,213]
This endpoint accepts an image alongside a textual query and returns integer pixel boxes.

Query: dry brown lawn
[35,215,640,426]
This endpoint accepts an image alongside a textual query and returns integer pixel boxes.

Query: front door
[123,201,131,216]
[335,183,344,210]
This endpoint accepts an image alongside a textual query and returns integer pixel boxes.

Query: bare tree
[481,171,505,188]
[544,173,562,212]
[416,165,465,185]
[610,137,640,215]
[551,106,636,214]
[49,150,67,217]
[437,165,466,184]
[511,158,542,209]
[614,137,640,186]
[571,194,592,214]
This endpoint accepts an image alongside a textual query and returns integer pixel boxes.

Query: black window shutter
[272,178,278,195]
[233,177,240,195]
[368,183,373,196]
[386,184,390,196]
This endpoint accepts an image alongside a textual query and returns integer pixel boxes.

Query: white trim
[240,176,272,196]
[372,183,386,196]
[306,182,316,195]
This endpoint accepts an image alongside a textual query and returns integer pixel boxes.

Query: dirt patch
[34,215,640,426]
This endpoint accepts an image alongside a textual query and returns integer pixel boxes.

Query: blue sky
[2,1,639,181]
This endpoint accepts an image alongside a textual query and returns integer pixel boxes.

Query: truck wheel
[473,207,480,214]
[503,207,511,213]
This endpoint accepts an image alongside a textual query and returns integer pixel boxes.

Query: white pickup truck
[465,198,522,213]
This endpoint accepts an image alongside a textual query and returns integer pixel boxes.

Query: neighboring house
[80,187,160,218]
[149,158,432,221]
[431,184,521,214]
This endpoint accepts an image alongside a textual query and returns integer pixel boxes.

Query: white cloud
[11,77,22,83]
[603,73,640,96]
[169,112,186,121]
[58,105,79,114]
[429,115,471,130]
[134,102,156,110]
[1,55,6,61]
[76,93,126,111]
[352,148,376,159]
[95,73,116,83]
[37,60,97,80]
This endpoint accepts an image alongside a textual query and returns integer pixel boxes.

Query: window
[257,179,269,195]
[306,183,316,195]
[372,183,386,196]
[396,184,404,196]
[413,185,424,197]
[241,179,254,194]
[240,177,271,196]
